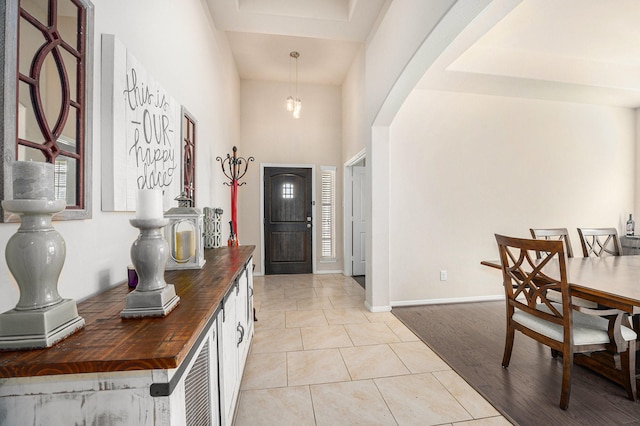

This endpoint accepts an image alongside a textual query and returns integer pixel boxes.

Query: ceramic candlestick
[0,197,85,350]
[120,218,180,318]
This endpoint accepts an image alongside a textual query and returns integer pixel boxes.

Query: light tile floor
[235,274,511,426]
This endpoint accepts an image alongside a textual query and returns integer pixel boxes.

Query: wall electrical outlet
[440,270,447,281]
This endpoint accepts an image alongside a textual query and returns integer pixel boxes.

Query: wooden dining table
[482,254,640,399]
[482,255,640,314]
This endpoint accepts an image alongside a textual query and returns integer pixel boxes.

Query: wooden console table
[0,245,255,425]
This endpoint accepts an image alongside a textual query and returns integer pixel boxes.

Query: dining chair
[495,234,636,409]
[530,228,574,259]
[530,228,596,308]
[577,227,623,257]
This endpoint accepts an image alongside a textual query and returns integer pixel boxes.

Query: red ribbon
[231,179,238,242]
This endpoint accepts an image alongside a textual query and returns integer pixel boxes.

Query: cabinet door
[247,257,254,329]
[236,268,250,364]
[219,289,238,425]
[209,325,220,426]
[183,319,219,426]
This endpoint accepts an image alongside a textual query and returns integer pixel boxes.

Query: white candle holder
[121,218,180,318]
[0,199,85,350]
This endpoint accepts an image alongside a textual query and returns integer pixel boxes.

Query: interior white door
[352,166,366,276]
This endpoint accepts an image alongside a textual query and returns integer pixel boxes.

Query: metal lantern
[164,194,205,270]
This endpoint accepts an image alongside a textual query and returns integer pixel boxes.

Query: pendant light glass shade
[286,51,301,118]
[293,98,302,119]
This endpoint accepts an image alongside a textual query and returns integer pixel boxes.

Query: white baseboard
[314,270,344,275]
[252,270,345,277]
[364,300,392,312]
[391,294,504,307]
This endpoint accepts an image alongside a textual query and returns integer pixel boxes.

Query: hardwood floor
[353,275,365,289]
[393,301,640,426]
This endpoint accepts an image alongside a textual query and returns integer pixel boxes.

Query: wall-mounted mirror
[1,0,93,221]
[181,107,196,206]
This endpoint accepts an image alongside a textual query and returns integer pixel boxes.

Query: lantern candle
[175,230,195,261]
[136,189,163,220]
[12,161,55,200]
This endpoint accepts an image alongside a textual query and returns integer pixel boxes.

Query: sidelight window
[321,166,336,260]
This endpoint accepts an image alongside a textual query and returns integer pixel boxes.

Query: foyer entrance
[263,167,313,274]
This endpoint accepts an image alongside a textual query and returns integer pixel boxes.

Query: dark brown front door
[264,167,312,274]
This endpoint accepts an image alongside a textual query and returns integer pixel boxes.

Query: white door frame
[259,163,316,276]
[343,149,366,276]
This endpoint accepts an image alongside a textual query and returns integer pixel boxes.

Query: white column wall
[635,109,640,217]
[366,126,391,311]
[341,46,366,164]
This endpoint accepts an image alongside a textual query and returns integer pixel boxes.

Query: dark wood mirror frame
[181,107,196,206]
[0,0,94,221]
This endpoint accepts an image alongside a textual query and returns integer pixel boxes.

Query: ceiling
[206,0,388,85]
[207,0,640,107]
[417,0,640,108]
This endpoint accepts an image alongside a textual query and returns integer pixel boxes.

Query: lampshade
[293,98,302,119]
[286,51,301,118]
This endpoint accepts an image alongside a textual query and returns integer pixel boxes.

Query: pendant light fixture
[285,51,301,119]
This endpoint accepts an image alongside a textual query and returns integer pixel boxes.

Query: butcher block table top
[0,245,254,378]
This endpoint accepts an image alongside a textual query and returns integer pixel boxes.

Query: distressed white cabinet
[0,247,254,426]
[219,256,254,425]
[219,282,239,424]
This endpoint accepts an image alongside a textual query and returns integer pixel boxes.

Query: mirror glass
[21,0,48,22]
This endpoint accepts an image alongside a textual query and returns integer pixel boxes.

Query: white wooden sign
[101,34,181,212]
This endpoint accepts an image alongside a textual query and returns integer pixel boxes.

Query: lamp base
[0,299,85,350]
[120,284,180,318]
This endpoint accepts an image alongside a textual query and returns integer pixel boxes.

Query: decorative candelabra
[0,161,84,350]
[121,190,180,318]
[215,146,254,243]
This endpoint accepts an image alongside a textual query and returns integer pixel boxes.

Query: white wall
[238,80,343,274]
[0,0,239,313]
[365,0,456,124]
[342,47,366,164]
[635,109,640,216]
[389,90,635,304]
